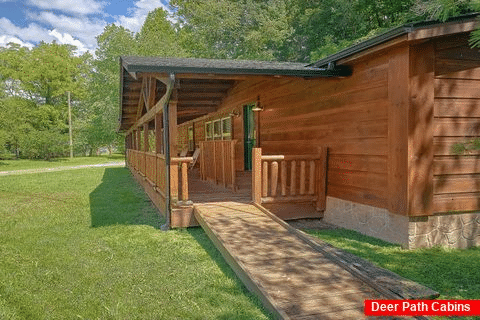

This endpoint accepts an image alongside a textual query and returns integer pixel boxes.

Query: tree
[136,8,187,57]
[171,0,294,60]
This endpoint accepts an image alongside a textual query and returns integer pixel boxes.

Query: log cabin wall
[432,33,480,214]
[177,48,408,213]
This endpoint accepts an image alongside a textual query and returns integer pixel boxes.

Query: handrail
[126,149,192,205]
[253,147,328,210]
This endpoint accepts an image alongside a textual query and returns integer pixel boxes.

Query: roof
[309,12,480,68]
[121,56,351,78]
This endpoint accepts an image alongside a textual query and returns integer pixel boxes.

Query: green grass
[0,154,125,171]
[0,164,272,319]
[305,228,480,319]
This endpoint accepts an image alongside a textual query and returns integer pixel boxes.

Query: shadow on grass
[187,228,275,320]
[90,167,165,229]
[306,228,480,300]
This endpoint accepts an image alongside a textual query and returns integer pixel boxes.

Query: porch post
[136,128,141,151]
[252,148,262,204]
[169,92,178,156]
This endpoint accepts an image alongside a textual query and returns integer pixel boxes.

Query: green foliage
[411,0,480,21]
[136,8,187,57]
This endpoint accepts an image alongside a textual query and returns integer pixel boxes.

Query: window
[213,119,222,140]
[221,117,231,140]
[205,121,213,140]
[188,126,194,151]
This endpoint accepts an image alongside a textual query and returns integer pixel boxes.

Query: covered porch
[119,57,341,228]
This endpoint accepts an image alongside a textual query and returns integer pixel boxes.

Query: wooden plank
[329,154,387,174]
[281,161,287,196]
[434,98,480,117]
[181,162,188,201]
[408,41,435,216]
[328,184,388,209]
[169,98,178,156]
[434,174,480,194]
[435,59,480,79]
[435,78,480,99]
[434,117,480,137]
[328,169,387,192]
[434,137,480,156]
[434,156,480,175]
[436,46,480,61]
[433,192,480,213]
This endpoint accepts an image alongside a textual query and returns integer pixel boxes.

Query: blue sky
[0,0,171,54]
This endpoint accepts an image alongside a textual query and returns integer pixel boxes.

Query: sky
[0,0,171,54]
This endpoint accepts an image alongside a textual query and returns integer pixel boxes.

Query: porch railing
[252,147,327,211]
[199,140,237,190]
[126,149,193,204]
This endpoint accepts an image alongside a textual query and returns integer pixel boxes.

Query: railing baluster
[309,160,315,195]
[290,160,296,196]
[300,160,306,195]
[271,161,278,197]
[262,161,269,197]
[182,162,188,201]
[281,161,287,196]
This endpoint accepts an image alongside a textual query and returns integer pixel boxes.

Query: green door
[244,104,256,171]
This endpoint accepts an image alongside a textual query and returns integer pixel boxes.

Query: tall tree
[136,8,187,57]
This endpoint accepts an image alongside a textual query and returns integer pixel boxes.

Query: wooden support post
[200,142,205,180]
[316,147,328,211]
[181,162,188,201]
[262,161,268,197]
[169,94,178,157]
[300,161,306,195]
[281,161,287,196]
[271,161,278,197]
[290,161,296,196]
[252,148,262,204]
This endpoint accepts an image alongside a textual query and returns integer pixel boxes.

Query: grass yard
[305,228,480,320]
[0,161,272,319]
[0,154,125,172]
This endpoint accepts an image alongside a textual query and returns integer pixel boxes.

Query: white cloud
[0,17,55,43]
[28,0,104,15]
[27,11,106,49]
[114,0,172,33]
[0,35,35,48]
[48,30,89,55]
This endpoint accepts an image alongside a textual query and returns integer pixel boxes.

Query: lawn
[0,154,125,172]
[0,161,272,319]
[305,228,480,319]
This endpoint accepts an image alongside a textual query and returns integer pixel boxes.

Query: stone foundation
[324,197,480,249]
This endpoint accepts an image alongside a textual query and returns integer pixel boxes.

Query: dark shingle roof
[121,56,351,77]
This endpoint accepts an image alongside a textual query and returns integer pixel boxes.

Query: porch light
[252,96,263,112]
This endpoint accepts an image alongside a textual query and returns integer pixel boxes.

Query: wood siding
[432,33,480,213]
[177,53,398,211]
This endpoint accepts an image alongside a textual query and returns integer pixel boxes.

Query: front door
[244,104,256,171]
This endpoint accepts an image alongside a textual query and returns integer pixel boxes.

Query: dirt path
[0,161,125,176]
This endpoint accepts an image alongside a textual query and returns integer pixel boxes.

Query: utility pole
[68,91,73,158]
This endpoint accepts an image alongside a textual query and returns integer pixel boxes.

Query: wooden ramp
[194,202,383,320]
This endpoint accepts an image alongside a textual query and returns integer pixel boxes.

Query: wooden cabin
[119,14,480,249]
